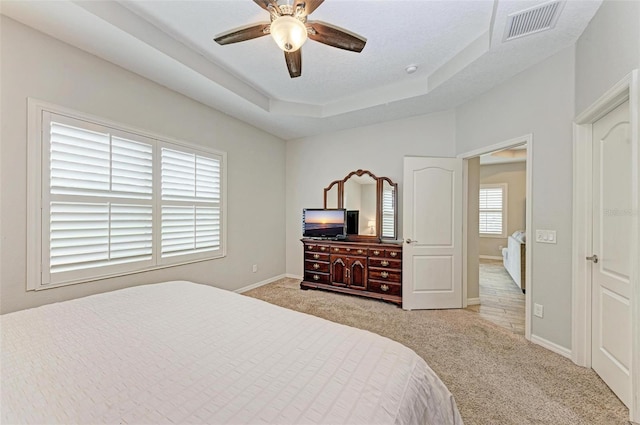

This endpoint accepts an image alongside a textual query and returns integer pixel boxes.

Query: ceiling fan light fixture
[270,15,308,52]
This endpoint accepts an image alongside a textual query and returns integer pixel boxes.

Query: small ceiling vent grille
[503,1,565,42]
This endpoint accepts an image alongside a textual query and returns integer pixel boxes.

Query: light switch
[536,230,557,244]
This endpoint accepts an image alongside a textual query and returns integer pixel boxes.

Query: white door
[402,157,463,310]
[591,100,632,407]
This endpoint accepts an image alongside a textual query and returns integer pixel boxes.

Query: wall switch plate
[252,264,258,273]
[534,303,544,318]
[536,230,557,244]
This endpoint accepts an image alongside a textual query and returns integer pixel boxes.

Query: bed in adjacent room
[1,281,463,425]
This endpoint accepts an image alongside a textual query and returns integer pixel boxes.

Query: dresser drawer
[305,244,331,253]
[305,260,330,273]
[304,252,330,262]
[330,245,367,256]
[368,258,401,269]
[368,280,401,296]
[368,269,402,283]
[304,271,330,284]
[369,248,402,259]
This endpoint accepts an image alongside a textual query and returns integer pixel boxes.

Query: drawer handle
[389,252,397,257]
[320,246,326,251]
[313,263,320,270]
[357,249,364,254]
[346,248,351,252]
[313,254,320,259]
[380,284,389,292]
[373,250,381,255]
[313,274,320,281]
[334,248,339,252]
[380,271,389,279]
[380,260,389,267]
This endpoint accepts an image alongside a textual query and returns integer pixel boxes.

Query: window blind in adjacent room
[479,184,506,236]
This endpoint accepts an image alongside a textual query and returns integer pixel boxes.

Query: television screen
[303,209,346,238]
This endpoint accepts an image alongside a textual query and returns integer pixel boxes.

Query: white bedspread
[1,281,463,425]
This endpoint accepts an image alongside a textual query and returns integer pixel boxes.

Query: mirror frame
[323,169,398,241]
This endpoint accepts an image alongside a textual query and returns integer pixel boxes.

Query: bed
[502,231,526,292]
[1,281,463,425]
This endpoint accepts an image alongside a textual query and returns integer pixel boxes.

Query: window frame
[479,183,508,238]
[27,99,227,291]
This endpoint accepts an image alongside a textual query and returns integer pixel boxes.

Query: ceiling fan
[213,0,367,78]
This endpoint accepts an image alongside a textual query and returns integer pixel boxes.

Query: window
[479,184,507,237]
[28,101,226,290]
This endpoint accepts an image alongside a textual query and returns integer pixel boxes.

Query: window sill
[479,234,507,239]
[31,253,226,291]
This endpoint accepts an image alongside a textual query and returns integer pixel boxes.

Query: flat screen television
[302,208,347,238]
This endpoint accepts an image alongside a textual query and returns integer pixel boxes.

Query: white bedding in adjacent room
[1,281,463,425]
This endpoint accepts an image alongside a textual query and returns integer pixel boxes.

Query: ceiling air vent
[503,1,565,42]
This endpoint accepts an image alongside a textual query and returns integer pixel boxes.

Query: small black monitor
[346,210,359,235]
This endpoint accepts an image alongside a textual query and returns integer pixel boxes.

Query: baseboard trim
[234,274,287,294]
[285,273,302,280]
[467,297,481,306]
[531,334,572,359]
[479,255,503,260]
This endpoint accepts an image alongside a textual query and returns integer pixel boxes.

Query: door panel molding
[572,69,639,422]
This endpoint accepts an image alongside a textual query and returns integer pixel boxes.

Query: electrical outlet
[252,264,258,273]
[534,303,544,318]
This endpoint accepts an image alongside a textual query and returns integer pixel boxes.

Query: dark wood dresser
[300,239,403,305]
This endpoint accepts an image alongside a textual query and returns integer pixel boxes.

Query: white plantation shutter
[34,107,226,290]
[49,122,111,195]
[160,147,222,260]
[49,203,153,273]
[479,184,507,236]
[382,188,395,238]
[45,114,154,285]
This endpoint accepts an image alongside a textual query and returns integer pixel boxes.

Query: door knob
[405,239,417,244]
[586,254,598,264]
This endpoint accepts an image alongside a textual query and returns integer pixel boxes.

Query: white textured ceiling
[1,0,602,140]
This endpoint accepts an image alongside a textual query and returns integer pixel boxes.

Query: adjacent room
[467,144,528,335]
[1,1,639,424]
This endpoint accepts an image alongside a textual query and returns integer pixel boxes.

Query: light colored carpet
[244,278,629,425]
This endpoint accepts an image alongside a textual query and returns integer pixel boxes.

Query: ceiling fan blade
[308,21,366,53]
[293,0,325,17]
[254,0,282,15]
[214,23,270,45]
[284,50,302,78]
[253,0,270,11]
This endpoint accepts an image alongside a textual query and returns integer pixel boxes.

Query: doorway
[466,143,528,335]
[459,134,533,340]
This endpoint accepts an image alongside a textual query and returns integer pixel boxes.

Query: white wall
[575,0,640,115]
[466,157,480,301]
[0,17,287,313]
[479,161,527,257]
[456,48,575,348]
[285,110,456,278]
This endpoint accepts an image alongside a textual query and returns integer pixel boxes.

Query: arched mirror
[324,181,339,209]
[323,170,398,241]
